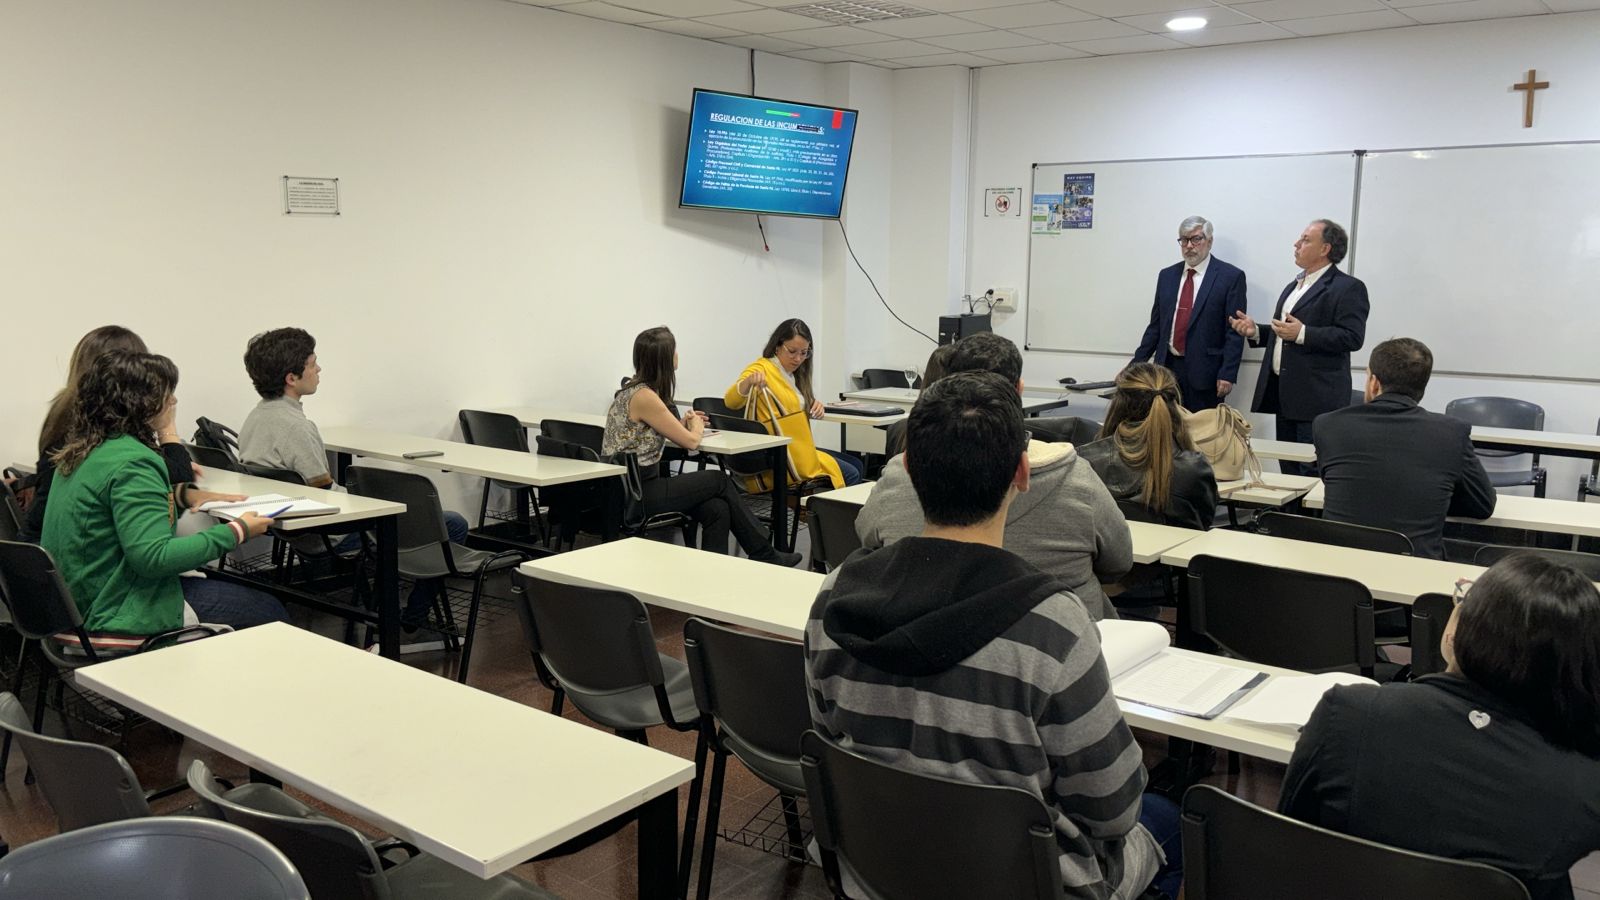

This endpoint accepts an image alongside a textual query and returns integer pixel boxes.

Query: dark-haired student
[1313,337,1494,560]
[806,371,1179,899]
[237,327,471,628]
[1281,553,1600,900]
[882,342,954,459]
[41,350,287,633]
[19,325,196,544]
[725,318,863,487]
[603,327,802,567]
[1079,363,1219,531]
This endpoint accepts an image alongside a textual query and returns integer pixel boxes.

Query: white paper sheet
[1112,652,1266,718]
[1220,673,1376,727]
[1096,620,1171,680]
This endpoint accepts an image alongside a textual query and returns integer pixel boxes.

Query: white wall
[889,11,1600,492]
[0,0,841,509]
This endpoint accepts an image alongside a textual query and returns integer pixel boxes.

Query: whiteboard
[1354,143,1600,381]
[1025,153,1359,356]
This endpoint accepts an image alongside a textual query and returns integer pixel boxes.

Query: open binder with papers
[198,493,339,521]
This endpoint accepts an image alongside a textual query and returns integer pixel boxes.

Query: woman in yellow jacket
[725,318,864,487]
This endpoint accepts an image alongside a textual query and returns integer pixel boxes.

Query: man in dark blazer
[1130,215,1245,411]
[1313,337,1495,560]
[1229,219,1370,475]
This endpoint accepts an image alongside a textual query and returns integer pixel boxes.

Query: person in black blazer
[1280,553,1600,900]
[1312,338,1495,559]
[1229,219,1369,475]
[1129,216,1246,412]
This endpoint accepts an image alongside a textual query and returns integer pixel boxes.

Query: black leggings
[639,470,772,558]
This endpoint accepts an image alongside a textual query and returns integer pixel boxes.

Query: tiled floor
[1,534,1596,899]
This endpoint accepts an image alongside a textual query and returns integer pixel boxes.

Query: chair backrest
[345,467,450,551]
[1445,397,1544,460]
[1188,554,1377,676]
[1408,592,1454,678]
[800,730,1064,900]
[1022,416,1102,446]
[0,483,21,543]
[862,369,911,390]
[187,760,385,900]
[807,497,863,572]
[1473,544,1600,580]
[0,540,87,641]
[241,463,308,486]
[1181,784,1529,900]
[192,417,241,462]
[683,618,811,793]
[1116,498,1168,526]
[1255,511,1414,556]
[693,397,736,420]
[540,420,605,457]
[0,814,311,900]
[186,443,243,473]
[458,409,530,453]
[0,692,153,829]
[511,571,666,695]
[704,414,774,478]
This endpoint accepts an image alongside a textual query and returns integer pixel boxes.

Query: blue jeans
[821,449,864,486]
[181,576,288,630]
[1139,792,1184,899]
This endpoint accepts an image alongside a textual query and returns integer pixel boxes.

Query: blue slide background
[681,91,858,218]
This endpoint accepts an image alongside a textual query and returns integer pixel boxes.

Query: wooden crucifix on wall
[1513,69,1549,128]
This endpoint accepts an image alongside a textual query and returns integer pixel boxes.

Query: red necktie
[1173,268,1196,355]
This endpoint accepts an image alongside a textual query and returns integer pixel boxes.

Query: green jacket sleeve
[108,454,238,579]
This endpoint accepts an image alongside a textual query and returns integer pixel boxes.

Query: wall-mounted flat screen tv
[679,89,859,220]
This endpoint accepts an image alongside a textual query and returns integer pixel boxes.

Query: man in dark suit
[1229,219,1369,475]
[1130,215,1246,412]
[1313,338,1495,559]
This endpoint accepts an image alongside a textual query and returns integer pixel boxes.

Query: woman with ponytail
[1079,363,1219,530]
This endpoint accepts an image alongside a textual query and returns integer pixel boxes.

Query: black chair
[346,468,526,683]
[800,729,1065,900]
[681,618,813,899]
[1187,554,1377,678]
[1473,544,1600,580]
[1253,511,1412,645]
[510,571,698,742]
[185,442,242,473]
[187,760,552,900]
[1445,396,1547,497]
[0,477,23,543]
[1408,592,1454,679]
[458,409,546,541]
[1023,416,1103,446]
[807,496,862,573]
[705,412,833,550]
[862,368,913,390]
[0,541,222,777]
[692,397,736,420]
[1580,417,1599,503]
[536,419,617,550]
[191,417,241,464]
[612,451,698,547]
[1180,784,1529,900]
[0,815,311,900]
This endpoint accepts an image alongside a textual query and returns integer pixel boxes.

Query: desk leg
[769,448,790,553]
[334,451,352,487]
[636,790,678,900]
[375,516,400,660]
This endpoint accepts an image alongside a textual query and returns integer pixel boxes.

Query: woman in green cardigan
[41,350,286,634]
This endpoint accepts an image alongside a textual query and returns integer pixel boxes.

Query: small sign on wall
[283,176,340,216]
[985,187,1022,217]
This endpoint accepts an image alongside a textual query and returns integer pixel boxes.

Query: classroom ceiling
[508,0,1597,68]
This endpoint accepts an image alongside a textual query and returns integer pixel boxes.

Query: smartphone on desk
[402,450,445,459]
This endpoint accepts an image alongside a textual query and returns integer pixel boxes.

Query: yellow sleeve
[725,362,760,410]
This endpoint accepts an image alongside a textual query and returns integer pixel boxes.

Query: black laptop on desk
[825,400,903,417]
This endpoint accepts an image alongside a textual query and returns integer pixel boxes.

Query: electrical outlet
[991,288,1018,312]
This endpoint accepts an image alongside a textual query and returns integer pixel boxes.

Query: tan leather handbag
[1182,403,1263,484]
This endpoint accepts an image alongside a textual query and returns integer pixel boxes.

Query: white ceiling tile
[715,33,810,50]
[1063,0,1211,14]
[847,38,955,57]
[775,25,892,46]
[855,13,991,37]
[646,18,746,37]
[898,0,1062,10]
[868,59,909,68]
[555,2,669,23]
[611,0,756,14]
[1116,7,1257,30]
[975,42,1094,62]
[1015,19,1147,40]
[1400,0,1549,23]
[1228,0,1388,20]
[1543,0,1600,10]
[501,1,587,6]
[786,46,870,62]
[1068,33,1187,53]
[951,2,1099,27]
[924,29,1047,50]
[1275,8,1416,33]
[695,8,828,32]
[1168,21,1297,43]
[888,51,995,66]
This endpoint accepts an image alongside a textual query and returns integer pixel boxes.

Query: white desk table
[1117,649,1299,764]
[77,624,692,893]
[1303,482,1600,540]
[1124,521,1205,565]
[805,481,875,508]
[1249,438,1317,464]
[497,406,607,431]
[839,387,1073,418]
[1218,473,1321,506]
[1252,427,1600,467]
[196,469,413,660]
[322,425,625,488]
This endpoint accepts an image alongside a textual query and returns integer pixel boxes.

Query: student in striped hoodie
[805,370,1181,899]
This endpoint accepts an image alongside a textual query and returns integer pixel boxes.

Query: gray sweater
[854,441,1132,620]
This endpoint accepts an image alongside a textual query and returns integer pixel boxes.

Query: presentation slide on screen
[681,91,858,218]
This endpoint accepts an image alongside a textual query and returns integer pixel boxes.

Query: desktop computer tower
[938,313,992,346]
